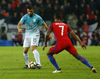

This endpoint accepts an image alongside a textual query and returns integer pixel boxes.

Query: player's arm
[45,30,51,45]
[42,22,52,39]
[17,15,25,33]
[17,22,24,33]
[42,22,48,31]
[69,30,86,49]
[43,29,52,50]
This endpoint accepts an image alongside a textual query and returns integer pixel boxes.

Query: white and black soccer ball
[28,61,36,69]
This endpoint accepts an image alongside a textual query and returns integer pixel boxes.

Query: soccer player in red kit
[43,12,97,73]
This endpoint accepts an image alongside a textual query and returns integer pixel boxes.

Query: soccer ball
[28,61,37,69]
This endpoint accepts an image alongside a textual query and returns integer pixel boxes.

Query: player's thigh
[65,44,77,55]
[50,44,64,54]
[23,38,31,47]
[31,35,40,46]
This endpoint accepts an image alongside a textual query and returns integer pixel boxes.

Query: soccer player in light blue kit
[17,5,50,68]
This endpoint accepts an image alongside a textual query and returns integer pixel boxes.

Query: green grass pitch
[0,46,100,79]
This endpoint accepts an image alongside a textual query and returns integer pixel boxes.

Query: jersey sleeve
[68,25,72,32]
[19,15,26,24]
[49,23,53,31]
[38,16,44,24]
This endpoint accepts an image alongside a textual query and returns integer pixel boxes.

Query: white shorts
[23,35,40,47]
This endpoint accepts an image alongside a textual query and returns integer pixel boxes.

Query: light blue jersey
[20,13,44,37]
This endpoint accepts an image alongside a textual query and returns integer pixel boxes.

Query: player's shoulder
[51,21,58,25]
[20,14,28,21]
[23,13,28,17]
[34,13,41,18]
[49,22,62,26]
[60,22,69,27]
[21,13,28,19]
[60,22,67,25]
[53,21,67,25]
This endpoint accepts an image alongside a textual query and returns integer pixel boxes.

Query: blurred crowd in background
[0,0,100,46]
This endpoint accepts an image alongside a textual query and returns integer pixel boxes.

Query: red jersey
[49,21,72,41]
[49,21,77,54]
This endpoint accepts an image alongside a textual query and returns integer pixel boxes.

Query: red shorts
[50,40,77,55]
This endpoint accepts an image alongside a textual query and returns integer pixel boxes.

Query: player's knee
[73,52,79,59]
[31,47,37,51]
[47,52,53,56]
[23,48,29,53]
[31,49,36,52]
[23,50,28,53]
[30,46,37,51]
[23,50,28,54]
[47,52,49,55]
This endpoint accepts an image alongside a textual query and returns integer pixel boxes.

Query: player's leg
[23,38,30,68]
[30,45,41,68]
[73,52,97,73]
[30,36,41,68]
[47,44,63,73]
[73,52,93,69]
[23,47,30,68]
[66,44,97,73]
[47,50,61,73]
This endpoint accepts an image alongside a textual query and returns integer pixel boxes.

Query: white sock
[23,53,29,65]
[32,49,41,66]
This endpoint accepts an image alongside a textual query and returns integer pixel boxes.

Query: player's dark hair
[54,12,62,20]
[27,5,33,9]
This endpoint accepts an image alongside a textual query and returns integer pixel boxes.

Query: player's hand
[80,43,86,49]
[18,28,24,33]
[42,44,47,50]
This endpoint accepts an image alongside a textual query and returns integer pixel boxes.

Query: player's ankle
[57,68,61,70]
[90,66,93,69]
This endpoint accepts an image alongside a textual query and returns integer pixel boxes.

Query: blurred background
[0,0,100,46]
